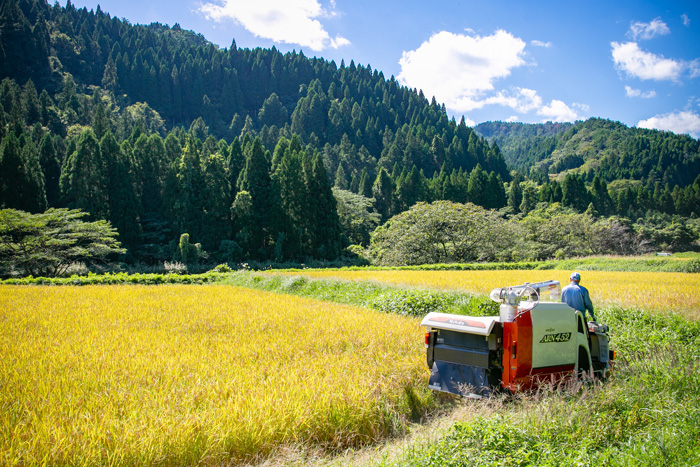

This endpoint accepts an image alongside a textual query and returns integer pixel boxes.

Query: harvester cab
[421,280,614,397]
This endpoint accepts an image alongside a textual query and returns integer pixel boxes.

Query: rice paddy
[2,267,698,465]
[0,285,431,466]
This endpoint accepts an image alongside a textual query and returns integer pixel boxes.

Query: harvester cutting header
[421,280,613,397]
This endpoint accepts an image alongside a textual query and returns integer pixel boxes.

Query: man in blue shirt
[561,272,596,322]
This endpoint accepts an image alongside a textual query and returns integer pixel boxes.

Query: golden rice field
[274,269,700,319]
[0,285,428,466]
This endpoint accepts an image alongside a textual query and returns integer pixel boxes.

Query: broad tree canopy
[369,201,517,266]
[0,208,124,277]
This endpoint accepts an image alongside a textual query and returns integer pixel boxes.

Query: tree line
[370,201,700,266]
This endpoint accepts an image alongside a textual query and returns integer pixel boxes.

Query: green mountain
[475,119,700,189]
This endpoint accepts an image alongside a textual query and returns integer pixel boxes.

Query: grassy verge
[0,270,229,285]
[218,271,500,318]
[2,254,698,284]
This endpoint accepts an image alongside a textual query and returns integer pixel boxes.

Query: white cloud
[397,29,527,113]
[611,41,683,81]
[628,18,670,41]
[506,115,519,122]
[573,102,590,112]
[199,0,348,51]
[500,87,543,112]
[638,111,700,138]
[690,59,700,78]
[682,14,691,27]
[625,85,656,98]
[531,40,552,48]
[537,100,580,122]
[462,116,477,127]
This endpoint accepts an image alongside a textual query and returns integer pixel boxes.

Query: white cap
[570,272,581,281]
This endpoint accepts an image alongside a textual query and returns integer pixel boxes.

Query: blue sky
[61,0,700,138]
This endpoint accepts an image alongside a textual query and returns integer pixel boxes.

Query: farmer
[561,272,596,322]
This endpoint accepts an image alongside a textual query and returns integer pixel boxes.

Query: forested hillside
[0,0,515,268]
[1,0,699,274]
[476,119,700,189]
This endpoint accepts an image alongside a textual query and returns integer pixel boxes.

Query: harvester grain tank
[421,280,614,397]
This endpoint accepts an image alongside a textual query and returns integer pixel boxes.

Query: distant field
[0,285,430,466]
[271,270,700,319]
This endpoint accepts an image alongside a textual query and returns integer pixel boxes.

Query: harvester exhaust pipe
[489,280,561,322]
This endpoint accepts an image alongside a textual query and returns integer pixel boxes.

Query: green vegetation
[2,1,699,276]
[369,201,515,265]
[1,270,227,285]
[0,0,505,267]
[4,252,698,285]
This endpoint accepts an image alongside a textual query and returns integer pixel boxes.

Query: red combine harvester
[421,280,614,397]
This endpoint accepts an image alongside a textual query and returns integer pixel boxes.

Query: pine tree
[201,152,232,251]
[373,167,395,222]
[257,92,288,128]
[467,164,489,207]
[562,173,590,212]
[238,137,273,258]
[334,163,349,190]
[38,133,60,206]
[174,139,206,242]
[305,152,341,259]
[22,79,40,125]
[520,184,538,215]
[101,130,141,249]
[507,173,524,213]
[228,137,244,198]
[0,131,46,213]
[102,55,119,92]
[231,190,253,254]
[358,167,373,198]
[430,135,446,175]
[396,165,424,210]
[275,150,308,259]
[60,129,109,219]
[91,92,109,140]
[488,172,507,209]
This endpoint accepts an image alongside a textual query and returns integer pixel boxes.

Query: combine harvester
[421,280,614,397]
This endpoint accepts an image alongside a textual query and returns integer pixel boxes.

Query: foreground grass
[0,285,435,466]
